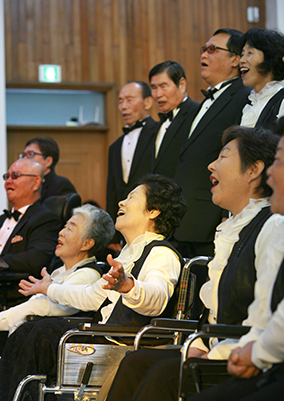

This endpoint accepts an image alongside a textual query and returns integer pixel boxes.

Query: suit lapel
[115,135,124,183]
[180,78,242,155]
[0,214,6,229]
[1,203,37,254]
[154,101,189,167]
[128,118,156,180]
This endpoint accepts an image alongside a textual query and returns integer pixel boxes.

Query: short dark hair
[25,137,59,170]
[222,125,280,197]
[138,174,187,238]
[240,28,284,81]
[127,81,152,99]
[213,28,243,56]
[149,61,186,87]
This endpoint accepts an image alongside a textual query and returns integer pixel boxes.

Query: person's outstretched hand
[102,254,134,293]
[19,267,52,296]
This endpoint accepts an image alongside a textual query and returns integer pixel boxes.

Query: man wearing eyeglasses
[20,136,76,202]
[173,28,251,260]
[0,158,61,308]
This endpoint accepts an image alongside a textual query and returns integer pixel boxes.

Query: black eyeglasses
[3,172,38,181]
[19,151,45,159]
[200,45,237,55]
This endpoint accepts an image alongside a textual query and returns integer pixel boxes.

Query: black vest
[217,206,272,325]
[106,240,184,326]
[76,261,104,275]
[271,257,284,313]
[256,88,284,129]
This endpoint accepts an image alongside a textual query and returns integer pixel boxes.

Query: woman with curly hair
[240,27,284,128]
[0,174,187,401]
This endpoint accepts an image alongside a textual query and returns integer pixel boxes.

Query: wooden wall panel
[5,0,266,100]
[7,128,109,207]
[4,0,266,206]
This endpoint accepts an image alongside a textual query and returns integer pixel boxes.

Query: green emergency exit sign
[38,65,62,83]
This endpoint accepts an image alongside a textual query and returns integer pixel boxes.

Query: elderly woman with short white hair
[0,203,115,336]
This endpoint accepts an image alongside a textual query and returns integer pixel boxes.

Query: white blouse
[47,232,181,324]
[189,198,272,358]
[241,80,284,127]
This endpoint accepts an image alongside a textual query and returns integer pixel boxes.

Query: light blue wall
[6,89,105,126]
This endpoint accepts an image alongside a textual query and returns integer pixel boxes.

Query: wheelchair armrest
[26,315,93,324]
[78,323,174,344]
[201,324,251,338]
[150,318,198,331]
[78,323,143,333]
[0,272,29,282]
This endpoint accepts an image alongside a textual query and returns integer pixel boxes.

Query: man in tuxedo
[106,81,158,247]
[0,158,61,307]
[173,28,251,258]
[20,136,77,201]
[150,60,199,179]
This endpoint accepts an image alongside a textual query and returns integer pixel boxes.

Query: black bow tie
[201,88,218,100]
[201,79,235,100]
[3,209,21,222]
[123,120,144,135]
[158,101,184,123]
[158,110,174,123]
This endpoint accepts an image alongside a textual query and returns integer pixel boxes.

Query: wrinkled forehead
[206,33,230,48]
[129,184,147,197]
[119,83,143,99]
[9,159,30,172]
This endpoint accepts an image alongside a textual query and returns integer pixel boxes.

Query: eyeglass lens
[200,45,216,54]
[3,172,20,180]
[19,151,38,159]
[2,172,37,181]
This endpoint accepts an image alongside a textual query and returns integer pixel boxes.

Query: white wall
[266,0,284,32]
[0,0,7,211]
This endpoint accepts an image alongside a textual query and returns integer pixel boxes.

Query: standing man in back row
[106,81,158,247]
[174,28,251,258]
[150,61,199,179]
[20,136,77,202]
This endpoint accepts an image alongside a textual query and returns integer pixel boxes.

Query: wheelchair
[11,256,210,401]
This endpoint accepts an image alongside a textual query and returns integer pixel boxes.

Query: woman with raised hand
[240,27,284,128]
[0,174,187,401]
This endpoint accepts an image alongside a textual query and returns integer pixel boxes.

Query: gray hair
[72,204,115,257]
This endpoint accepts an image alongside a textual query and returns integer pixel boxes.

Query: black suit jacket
[0,201,62,306]
[107,116,158,242]
[152,97,200,178]
[40,170,77,202]
[174,78,251,243]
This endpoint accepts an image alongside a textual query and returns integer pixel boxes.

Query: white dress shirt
[0,205,30,253]
[121,125,144,183]
[189,80,234,137]
[155,97,188,157]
